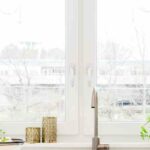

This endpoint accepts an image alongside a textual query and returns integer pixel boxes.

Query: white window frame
[0,0,79,136]
[82,0,144,136]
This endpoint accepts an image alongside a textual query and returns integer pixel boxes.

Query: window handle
[70,64,76,87]
[87,65,94,87]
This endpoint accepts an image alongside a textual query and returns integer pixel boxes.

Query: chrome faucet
[91,88,109,150]
[91,88,100,150]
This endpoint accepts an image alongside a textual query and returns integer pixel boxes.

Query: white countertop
[1,143,150,150]
[23,143,91,148]
[22,142,150,148]
[109,143,150,148]
[0,146,22,150]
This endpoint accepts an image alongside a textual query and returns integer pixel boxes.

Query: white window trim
[82,0,146,136]
[0,0,79,136]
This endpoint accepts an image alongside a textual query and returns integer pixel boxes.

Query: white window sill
[22,143,91,149]
[20,142,150,149]
[4,142,150,150]
[109,143,150,148]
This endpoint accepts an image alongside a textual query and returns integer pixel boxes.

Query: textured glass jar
[42,117,57,143]
[26,127,40,143]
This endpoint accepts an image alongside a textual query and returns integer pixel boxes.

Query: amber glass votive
[26,127,40,144]
[42,117,57,143]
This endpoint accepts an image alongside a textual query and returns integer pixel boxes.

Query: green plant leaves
[140,126,148,140]
[141,126,148,133]
[0,129,8,142]
[146,116,150,123]
[140,117,150,140]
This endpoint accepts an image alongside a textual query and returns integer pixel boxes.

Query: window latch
[69,64,76,87]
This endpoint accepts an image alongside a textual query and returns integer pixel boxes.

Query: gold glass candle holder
[42,117,57,143]
[26,127,40,144]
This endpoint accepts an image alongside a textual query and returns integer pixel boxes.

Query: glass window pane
[0,0,65,122]
[98,88,143,121]
[97,0,150,121]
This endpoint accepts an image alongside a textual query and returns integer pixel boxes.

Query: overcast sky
[98,0,150,60]
[0,0,65,51]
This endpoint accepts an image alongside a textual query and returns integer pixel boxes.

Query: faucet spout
[91,88,100,150]
[91,88,109,150]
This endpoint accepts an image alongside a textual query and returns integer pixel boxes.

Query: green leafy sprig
[0,129,9,142]
[140,116,150,140]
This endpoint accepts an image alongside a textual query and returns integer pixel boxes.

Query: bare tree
[132,9,148,117]
[98,41,133,120]
[0,42,65,121]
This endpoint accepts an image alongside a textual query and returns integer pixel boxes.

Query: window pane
[97,0,150,121]
[0,0,65,121]
[98,88,143,121]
